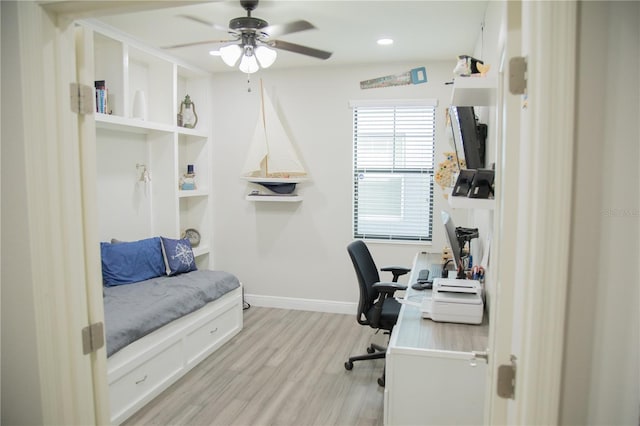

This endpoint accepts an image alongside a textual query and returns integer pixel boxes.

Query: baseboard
[244,294,357,315]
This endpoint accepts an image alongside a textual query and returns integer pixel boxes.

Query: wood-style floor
[123,307,387,426]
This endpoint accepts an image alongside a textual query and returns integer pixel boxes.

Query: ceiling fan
[164,0,332,73]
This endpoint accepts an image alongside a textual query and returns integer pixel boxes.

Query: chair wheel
[367,346,375,354]
[377,377,385,387]
[344,361,353,370]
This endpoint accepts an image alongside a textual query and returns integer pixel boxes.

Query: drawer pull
[209,328,218,335]
[135,375,148,385]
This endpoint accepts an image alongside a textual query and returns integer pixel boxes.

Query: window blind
[352,103,436,241]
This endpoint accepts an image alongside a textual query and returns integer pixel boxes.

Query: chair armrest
[370,282,407,329]
[380,266,411,282]
[373,282,408,293]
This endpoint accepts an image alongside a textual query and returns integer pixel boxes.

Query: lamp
[217,39,277,74]
[255,46,277,68]
[219,44,242,66]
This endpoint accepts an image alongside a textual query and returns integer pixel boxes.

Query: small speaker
[452,169,476,197]
[468,169,495,199]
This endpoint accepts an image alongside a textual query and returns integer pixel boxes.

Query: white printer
[421,278,484,324]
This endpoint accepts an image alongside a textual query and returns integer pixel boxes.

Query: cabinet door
[386,350,486,425]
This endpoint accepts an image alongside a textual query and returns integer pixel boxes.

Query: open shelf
[95,113,174,134]
[246,194,303,202]
[191,244,210,258]
[447,191,495,210]
[450,76,497,106]
[178,188,209,198]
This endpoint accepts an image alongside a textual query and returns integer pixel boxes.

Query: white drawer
[109,341,183,422]
[185,305,238,365]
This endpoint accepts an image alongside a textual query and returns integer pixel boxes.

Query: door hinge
[497,354,517,399]
[70,83,94,115]
[81,322,104,355]
[509,57,527,95]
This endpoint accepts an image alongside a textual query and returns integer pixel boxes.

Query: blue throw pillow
[160,237,197,276]
[100,237,166,286]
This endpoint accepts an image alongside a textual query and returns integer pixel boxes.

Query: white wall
[561,1,639,424]
[96,129,152,241]
[210,61,469,309]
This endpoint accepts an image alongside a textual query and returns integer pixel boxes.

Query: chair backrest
[347,240,381,325]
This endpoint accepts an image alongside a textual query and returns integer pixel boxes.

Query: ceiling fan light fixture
[220,44,242,66]
[255,45,277,68]
[239,53,259,74]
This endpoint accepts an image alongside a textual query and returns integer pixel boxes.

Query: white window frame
[350,99,438,242]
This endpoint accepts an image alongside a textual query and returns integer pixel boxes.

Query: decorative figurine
[180,164,196,190]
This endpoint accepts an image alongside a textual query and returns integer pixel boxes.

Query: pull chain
[247,72,252,92]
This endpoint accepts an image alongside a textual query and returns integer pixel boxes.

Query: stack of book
[95,80,109,114]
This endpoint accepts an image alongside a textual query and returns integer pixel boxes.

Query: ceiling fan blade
[179,14,231,33]
[262,20,315,38]
[162,39,235,49]
[270,40,332,60]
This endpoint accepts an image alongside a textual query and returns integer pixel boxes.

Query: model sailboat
[242,80,307,195]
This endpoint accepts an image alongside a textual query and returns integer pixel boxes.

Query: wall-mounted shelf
[242,177,308,202]
[246,194,303,202]
[447,192,495,210]
[450,76,497,106]
[242,177,307,183]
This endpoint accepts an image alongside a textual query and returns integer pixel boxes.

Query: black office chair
[344,240,409,386]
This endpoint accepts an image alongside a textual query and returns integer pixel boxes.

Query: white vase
[132,90,147,120]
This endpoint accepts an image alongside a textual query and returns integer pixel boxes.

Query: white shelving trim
[178,188,209,198]
[246,195,303,202]
[447,191,495,210]
[192,245,210,258]
[450,76,497,106]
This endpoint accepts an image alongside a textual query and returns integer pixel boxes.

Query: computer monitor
[449,106,486,170]
[441,211,463,272]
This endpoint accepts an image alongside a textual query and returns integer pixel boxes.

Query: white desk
[384,251,489,426]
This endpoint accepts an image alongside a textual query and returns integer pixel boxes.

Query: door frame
[21,0,579,423]
[487,1,578,424]
[12,2,205,423]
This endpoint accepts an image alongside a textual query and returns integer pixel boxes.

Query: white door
[8,2,191,423]
[487,1,578,424]
[5,2,110,423]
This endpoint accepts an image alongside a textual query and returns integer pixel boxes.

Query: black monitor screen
[441,211,463,271]
[450,106,485,170]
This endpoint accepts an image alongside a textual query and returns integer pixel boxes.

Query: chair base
[344,343,387,386]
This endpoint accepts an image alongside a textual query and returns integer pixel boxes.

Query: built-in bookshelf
[85,20,213,269]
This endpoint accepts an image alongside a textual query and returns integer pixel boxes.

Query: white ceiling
[95,0,489,73]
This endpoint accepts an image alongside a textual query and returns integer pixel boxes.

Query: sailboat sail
[242,82,307,178]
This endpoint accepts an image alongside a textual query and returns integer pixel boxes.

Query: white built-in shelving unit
[86,21,213,269]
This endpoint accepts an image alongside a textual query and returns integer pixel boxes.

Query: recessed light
[209,50,221,56]
[377,38,394,46]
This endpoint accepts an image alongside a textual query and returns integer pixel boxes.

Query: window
[351,100,437,241]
